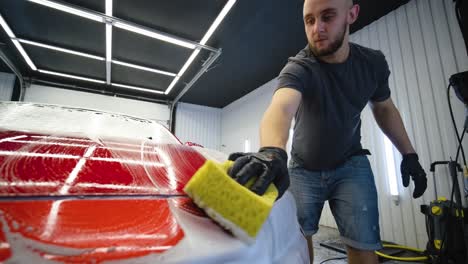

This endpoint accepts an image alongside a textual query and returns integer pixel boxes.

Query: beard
[309,22,347,58]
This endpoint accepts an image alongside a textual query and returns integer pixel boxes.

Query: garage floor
[313,226,425,264]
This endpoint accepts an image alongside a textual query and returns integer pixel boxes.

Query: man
[227,0,427,263]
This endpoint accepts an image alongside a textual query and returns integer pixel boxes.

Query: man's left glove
[227,146,289,199]
[401,153,427,198]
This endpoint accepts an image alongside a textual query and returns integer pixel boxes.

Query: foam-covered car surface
[0,102,209,262]
[0,129,207,263]
[0,102,309,263]
[0,130,205,196]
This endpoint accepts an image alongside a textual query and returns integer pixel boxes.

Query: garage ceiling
[0,0,409,108]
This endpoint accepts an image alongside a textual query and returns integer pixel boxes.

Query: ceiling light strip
[105,26,112,84]
[0,14,37,70]
[106,24,112,61]
[112,60,176,76]
[200,0,236,45]
[28,0,103,22]
[164,76,180,95]
[105,0,112,16]
[12,40,37,71]
[105,0,112,84]
[112,83,164,94]
[18,0,234,98]
[164,0,235,95]
[38,69,106,84]
[113,21,196,50]
[178,49,201,77]
[172,49,221,104]
[0,14,15,37]
[30,0,217,52]
[15,38,174,77]
[164,49,199,95]
[17,38,104,60]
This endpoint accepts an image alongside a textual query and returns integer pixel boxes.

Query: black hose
[447,84,467,165]
[456,128,467,162]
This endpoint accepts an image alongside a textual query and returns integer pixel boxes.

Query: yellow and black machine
[420,161,467,263]
[375,72,468,263]
[375,162,468,263]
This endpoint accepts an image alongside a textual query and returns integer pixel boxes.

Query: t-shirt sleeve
[276,61,309,93]
[370,51,391,102]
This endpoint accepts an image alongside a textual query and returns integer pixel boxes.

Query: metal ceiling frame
[169,49,222,132]
[0,0,235,98]
[0,48,25,101]
[30,78,170,105]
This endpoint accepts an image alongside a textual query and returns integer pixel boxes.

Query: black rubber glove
[401,153,427,198]
[227,146,289,199]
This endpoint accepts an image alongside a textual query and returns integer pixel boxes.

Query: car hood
[0,129,212,263]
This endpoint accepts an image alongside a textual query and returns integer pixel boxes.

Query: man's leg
[328,156,382,263]
[288,159,325,264]
[306,235,314,263]
[346,245,378,264]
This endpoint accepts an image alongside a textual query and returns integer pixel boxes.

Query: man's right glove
[401,153,427,198]
[227,146,289,199]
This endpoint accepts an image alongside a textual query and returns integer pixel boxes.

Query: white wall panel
[349,0,468,248]
[24,85,222,150]
[24,84,170,125]
[175,102,222,151]
[220,0,468,249]
[221,79,278,155]
[0,72,15,101]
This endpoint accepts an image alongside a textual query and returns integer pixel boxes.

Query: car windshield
[0,101,180,144]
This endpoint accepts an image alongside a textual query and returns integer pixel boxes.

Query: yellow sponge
[184,160,278,244]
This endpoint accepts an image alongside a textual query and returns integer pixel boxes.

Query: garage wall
[24,84,170,125]
[175,102,222,150]
[23,84,223,149]
[0,72,15,101]
[350,0,468,249]
[221,0,468,249]
[221,79,287,155]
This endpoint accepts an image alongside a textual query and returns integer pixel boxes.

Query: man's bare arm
[260,88,302,150]
[370,97,415,154]
[370,97,428,198]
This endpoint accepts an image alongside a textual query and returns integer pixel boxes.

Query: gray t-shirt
[277,43,391,170]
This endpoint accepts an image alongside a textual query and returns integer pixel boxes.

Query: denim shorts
[289,155,382,251]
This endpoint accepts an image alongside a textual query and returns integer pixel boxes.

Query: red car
[0,102,308,263]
